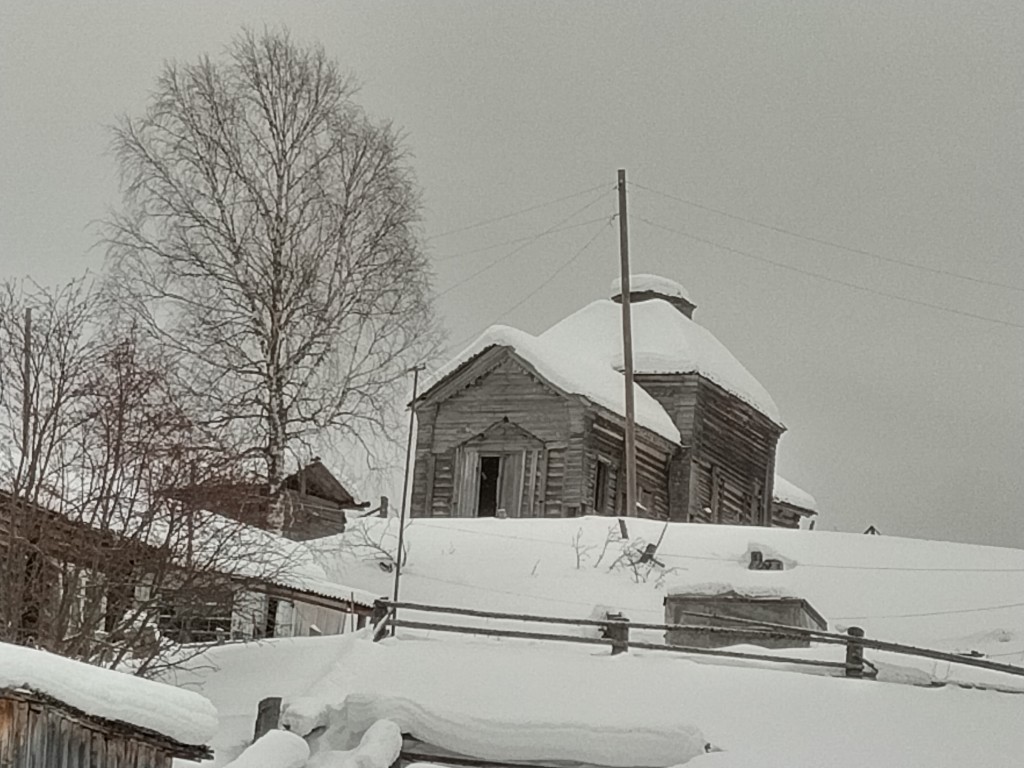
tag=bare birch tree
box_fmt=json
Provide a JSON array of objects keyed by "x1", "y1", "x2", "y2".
[{"x1": 104, "y1": 29, "x2": 440, "y2": 529}]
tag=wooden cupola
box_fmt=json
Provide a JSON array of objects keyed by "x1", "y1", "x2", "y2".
[{"x1": 610, "y1": 273, "x2": 697, "y2": 318}]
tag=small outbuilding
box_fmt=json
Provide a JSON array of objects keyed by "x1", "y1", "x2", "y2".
[
  {"x1": 664, "y1": 584, "x2": 827, "y2": 649},
  {"x1": 0, "y1": 642, "x2": 216, "y2": 767}
]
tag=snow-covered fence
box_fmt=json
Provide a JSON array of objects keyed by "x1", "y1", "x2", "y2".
[{"x1": 372, "y1": 598, "x2": 1024, "y2": 682}]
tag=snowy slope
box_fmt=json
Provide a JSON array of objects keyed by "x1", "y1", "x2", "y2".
[
  {"x1": 314, "y1": 516, "x2": 1024, "y2": 657},
  {"x1": 171, "y1": 517, "x2": 1024, "y2": 767},
  {"x1": 175, "y1": 629, "x2": 1024, "y2": 768}
]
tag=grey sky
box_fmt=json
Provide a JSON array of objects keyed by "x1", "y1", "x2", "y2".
[{"x1": 2, "y1": 1, "x2": 1021, "y2": 547}]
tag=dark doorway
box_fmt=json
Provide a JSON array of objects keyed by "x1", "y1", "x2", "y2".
[{"x1": 477, "y1": 456, "x2": 501, "y2": 517}]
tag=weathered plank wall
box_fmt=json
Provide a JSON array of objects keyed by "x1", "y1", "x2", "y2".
[
  {"x1": 581, "y1": 417, "x2": 673, "y2": 520},
  {"x1": 633, "y1": 373, "x2": 782, "y2": 525},
  {"x1": 411, "y1": 352, "x2": 578, "y2": 518},
  {"x1": 633, "y1": 374, "x2": 700, "y2": 522},
  {"x1": 0, "y1": 689, "x2": 206, "y2": 767},
  {"x1": 689, "y1": 379, "x2": 781, "y2": 525}
]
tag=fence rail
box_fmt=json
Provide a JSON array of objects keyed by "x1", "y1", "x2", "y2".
[{"x1": 371, "y1": 598, "x2": 1024, "y2": 682}]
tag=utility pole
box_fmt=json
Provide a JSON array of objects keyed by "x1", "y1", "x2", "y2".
[
  {"x1": 21, "y1": 307, "x2": 33, "y2": 490},
  {"x1": 392, "y1": 363, "x2": 425, "y2": 629},
  {"x1": 617, "y1": 169, "x2": 637, "y2": 518}
]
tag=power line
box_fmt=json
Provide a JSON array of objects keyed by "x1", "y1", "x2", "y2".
[
  {"x1": 433, "y1": 217, "x2": 608, "y2": 262},
  {"x1": 427, "y1": 183, "x2": 609, "y2": 241},
  {"x1": 437, "y1": 188, "x2": 613, "y2": 299},
  {"x1": 436, "y1": 218, "x2": 614, "y2": 365},
  {"x1": 630, "y1": 181, "x2": 1024, "y2": 294},
  {"x1": 635, "y1": 215, "x2": 1024, "y2": 330},
  {"x1": 491, "y1": 218, "x2": 613, "y2": 323},
  {"x1": 833, "y1": 600, "x2": 1024, "y2": 620}
]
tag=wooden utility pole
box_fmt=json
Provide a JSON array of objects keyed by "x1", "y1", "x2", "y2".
[
  {"x1": 392, "y1": 364, "x2": 424, "y2": 618},
  {"x1": 617, "y1": 169, "x2": 637, "y2": 518},
  {"x1": 20, "y1": 307, "x2": 33, "y2": 490}
]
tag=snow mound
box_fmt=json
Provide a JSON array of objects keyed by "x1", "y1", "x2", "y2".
[
  {"x1": 280, "y1": 638, "x2": 708, "y2": 768},
  {"x1": 308, "y1": 718, "x2": 402, "y2": 768},
  {"x1": 0, "y1": 641, "x2": 216, "y2": 746},
  {"x1": 610, "y1": 273, "x2": 692, "y2": 303},
  {"x1": 224, "y1": 729, "x2": 310, "y2": 768}
]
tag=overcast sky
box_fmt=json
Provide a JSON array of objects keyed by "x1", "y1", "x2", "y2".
[{"x1": 2, "y1": 1, "x2": 1021, "y2": 548}]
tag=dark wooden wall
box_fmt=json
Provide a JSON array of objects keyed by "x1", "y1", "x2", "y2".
[
  {"x1": 281, "y1": 491, "x2": 347, "y2": 541},
  {"x1": 411, "y1": 352, "x2": 579, "y2": 518},
  {"x1": 0, "y1": 690, "x2": 207, "y2": 767},
  {"x1": 687, "y1": 379, "x2": 781, "y2": 525},
  {"x1": 634, "y1": 373, "x2": 782, "y2": 525},
  {"x1": 770, "y1": 501, "x2": 807, "y2": 529}
]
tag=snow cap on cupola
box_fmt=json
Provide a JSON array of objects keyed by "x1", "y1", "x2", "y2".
[{"x1": 610, "y1": 274, "x2": 696, "y2": 318}]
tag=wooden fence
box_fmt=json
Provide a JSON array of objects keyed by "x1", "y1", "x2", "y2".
[{"x1": 370, "y1": 599, "x2": 1024, "y2": 682}]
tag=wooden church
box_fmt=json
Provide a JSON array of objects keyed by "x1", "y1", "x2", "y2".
[{"x1": 410, "y1": 275, "x2": 816, "y2": 527}]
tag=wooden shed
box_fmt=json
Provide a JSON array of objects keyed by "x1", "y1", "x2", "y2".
[
  {"x1": 664, "y1": 587, "x2": 827, "y2": 649},
  {"x1": 0, "y1": 642, "x2": 215, "y2": 767}
]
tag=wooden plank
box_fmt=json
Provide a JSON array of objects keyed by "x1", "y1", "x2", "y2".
[
  {"x1": 536, "y1": 448, "x2": 549, "y2": 517},
  {"x1": 422, "y1": 453, "x2": 436, "y2": 520}
]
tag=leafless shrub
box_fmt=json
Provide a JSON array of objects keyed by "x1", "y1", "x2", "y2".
[{"x1": 0, "y1": 279, "x2": 300, "y2": 676}]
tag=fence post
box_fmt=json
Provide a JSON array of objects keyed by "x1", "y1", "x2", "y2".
[
  {"x1": 845, "y1": 626, "x2": 865, "y2": 678},
  {"x1": 605, "y1": 612, "x2": 630, "y2": 655},
  {"x1": 253, "y1": 697, "x2": 282, "y2": 742},
  {"x1": 371, "y1": 598, "x2": 391, "y2": 641}
]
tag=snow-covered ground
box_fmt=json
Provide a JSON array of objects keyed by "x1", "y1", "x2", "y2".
[{"x1": 168, "y1": 516, "x2": 1024, "y2": 767}]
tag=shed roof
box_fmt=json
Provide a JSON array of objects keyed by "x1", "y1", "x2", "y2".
[{"x1": 0, "y1": 641, "x2": 216, "y2": 749}]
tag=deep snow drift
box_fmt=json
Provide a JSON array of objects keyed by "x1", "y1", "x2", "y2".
[{"x1": 169, "y1": 517, "x2": 1024, "y2": 767}]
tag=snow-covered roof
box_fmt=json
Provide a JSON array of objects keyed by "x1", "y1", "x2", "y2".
[
  {"x1": 540, "y1": 298, "x2": 782, "y2": 426},
  {"x1": 423, "y1": 324, "x2": 681, "y2": 444},
  {"x1": 424, "y1": 276, "x2": 782, "y2": 440},
  {"x1": 0, "y1": 641, "x2": 217, "y2": 746},
  {"x1": 667, "y1": 581, "x2": 798, "y2": 600},
  {"x1": 772, "y1": 475, "x2": 818, "y2": 513},
  {"x1": 610, "y1": 273, "x2": 692, "y2": 303}
]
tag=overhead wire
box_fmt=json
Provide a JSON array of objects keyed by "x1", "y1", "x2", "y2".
[
  {"x1": 427, "y1": 182, "x2": 608, "y2": 241},
  {"x1": 629, "y1": 181, "x2": 1024, "y2": 293},
  {"x1": 833, "y1": 600, "x2": 1024, "y2": 621},
  {"x1": 433, "y1": 217, "x2": 609, "y2": 262},
  {"x1": 634, "y1": 215, "x2": 1024, "y2": 330},
  {"x1": 437, "y1": 186, "x2": 613, "y2": 299},
  {"x1": 435, "y1": 216, "x2": 614, "y2": 361}
]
